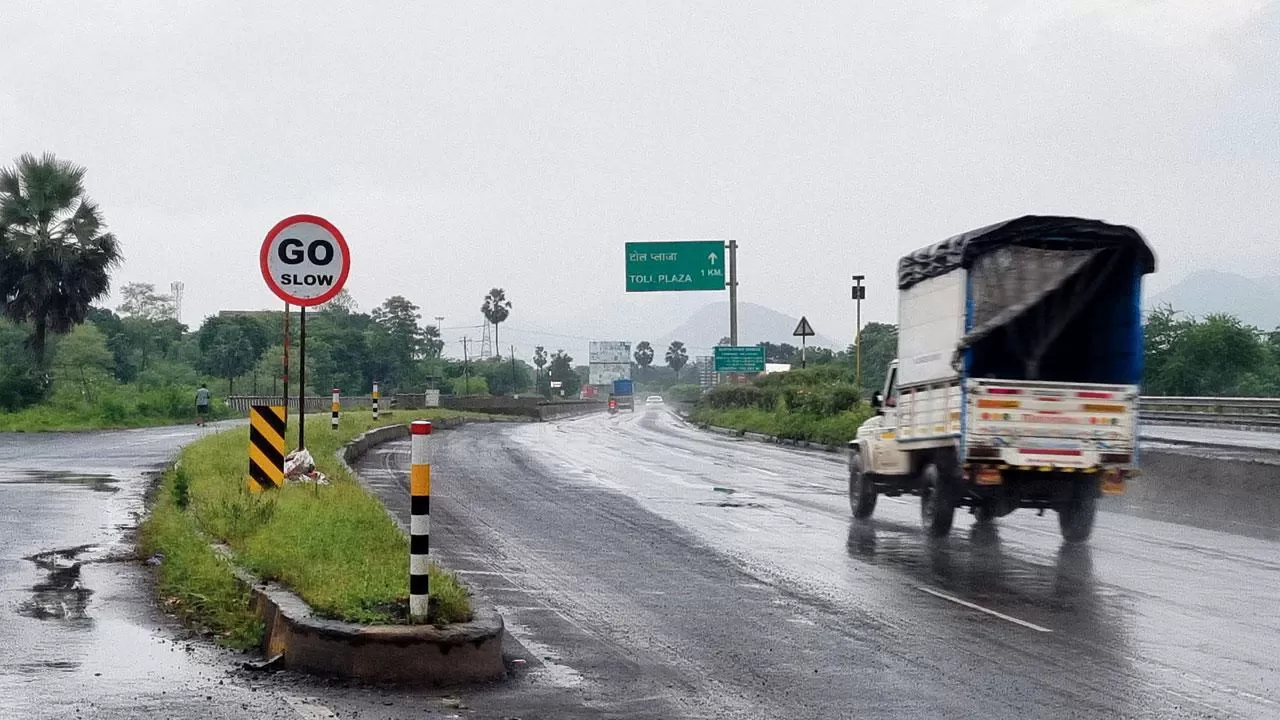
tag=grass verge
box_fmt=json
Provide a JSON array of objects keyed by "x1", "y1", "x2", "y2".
[
  {"x1": 139, "y1": 409, "x2": 495, "y2": 649},
  {"x1": 0, "y1": 400, "x2": 234, "y2": 432},
  {"x1": 689, "y1": 405, "x2": 872, "y2": 446}
]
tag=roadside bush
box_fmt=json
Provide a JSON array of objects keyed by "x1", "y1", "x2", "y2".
[
  {"x1": 700, "y1": 384, "x2": 777, "y2": 411},
  {"x1": 665, "y1": 383, "x2": 703, "y2": 404},
  {"x1": 754, "y1": 364, "x2": 854, "y2": 389},
  {"x1": 781, "y1": 383, "x2": 861, "y2": 416}
]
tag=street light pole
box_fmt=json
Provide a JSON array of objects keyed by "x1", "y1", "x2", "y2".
[{"x1": 852, "y1": 275, "x2": 865, "y2": 393}]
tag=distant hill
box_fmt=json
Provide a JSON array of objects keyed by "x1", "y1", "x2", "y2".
[
  {"x1": 656, "y1": 301, "x2": 843, "y2": 355},
  {"x1": 1146, "y1": 271, "x2": 1280, "y2": 329}
]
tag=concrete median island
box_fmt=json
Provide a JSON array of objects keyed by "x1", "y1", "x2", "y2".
[{"x1": 138, "y1": 410, "x2": 524, "y2": 685}]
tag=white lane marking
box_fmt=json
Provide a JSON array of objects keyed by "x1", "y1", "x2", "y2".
[
  {"x1": 916, "y1": 586, "x2": 1052, "y2": 633},
  {"x1": 284, "y1": 695, "x2": 339, "y2": 719}
]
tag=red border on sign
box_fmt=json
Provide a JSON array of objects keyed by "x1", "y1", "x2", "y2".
[{"x1": 259, "y1": 214, "x2": 351, "y2": 307}]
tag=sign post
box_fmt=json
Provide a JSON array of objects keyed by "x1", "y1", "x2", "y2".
[
  {"x1": 852, "y1": 275, "x2": 866, "y2": 392},
  {"x1": 793, "y1": 316, "x2": 816, "y2": 369},
  {"x1": 625, "y1": 239, "x2": 738, "y2": 347},
  {"x1": 260, "y1": 214, "x2": 351, "y2": 450}
]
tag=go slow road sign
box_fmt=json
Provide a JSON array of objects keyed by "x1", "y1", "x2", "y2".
[{"x1": 260, "y1": 214, "x2": 351, "y2": 306}]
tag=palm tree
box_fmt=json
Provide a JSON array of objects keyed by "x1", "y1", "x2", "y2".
[
  {"x1": 665, "y1": 340, "x2": 689, "y2": 380},
  {"x1": 532, "y1": 345, "x2": 547, "y2": 381},
  {"x1": 480, "y1": 288, "x2": 512, "y2": 359},
  {"x1": 0, "y1": 153, "x2": 122, "y2": 364},
  {"x1": 634, "y1": 341, "x2": 654, "y2": 368}
]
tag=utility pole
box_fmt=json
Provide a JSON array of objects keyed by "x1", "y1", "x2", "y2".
[
  {"x1": 728, "y1": 239, "x2": 739, "y2": 345},
  {"x1": 852, "y1": 275, "x2": 866, "y2": 393},
  {"x1": 510, "y1": 345, "x2": 517, "y2": 395},
  {"x1": 461, "y1": 337, "x2": 470, "y2": 396}
]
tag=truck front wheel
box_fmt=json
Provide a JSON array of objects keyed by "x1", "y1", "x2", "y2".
[
  {"x1": 920, "y1": 454, "x2": 957, "y2": 537},
  {"x1": 1058, "y1": 475, "x2": 1100, "y2": 543},
  {"x1": 848, "y1": 450, "x2": 878, "y2": 520}
]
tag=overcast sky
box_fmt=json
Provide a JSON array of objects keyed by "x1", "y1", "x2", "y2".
[{"x1": 3, "y1": 1, "x2": 1277, "y2": 361}]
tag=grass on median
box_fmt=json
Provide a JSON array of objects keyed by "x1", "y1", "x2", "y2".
[
  {"x1": 139, "y1": 409, "x2": 493, "y2": 649},
  {"x1": 689, "y1": 405, "x2": 872, "y2": 447}
]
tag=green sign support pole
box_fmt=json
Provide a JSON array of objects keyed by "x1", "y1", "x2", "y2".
[{"x1": 728, "y1": 239, "x2": 738, "y2": 346}]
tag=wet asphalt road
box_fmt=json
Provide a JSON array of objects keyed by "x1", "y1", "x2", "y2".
[
  {"x1": 2, "y1": 414, "x2": 1278, "y2": 719},
  {"x1": 0, "y1": 423, "x2": 478, "y2": 720},
  {"x1": 358, "y1": 409, "x2": 1280, "y2": 719}
]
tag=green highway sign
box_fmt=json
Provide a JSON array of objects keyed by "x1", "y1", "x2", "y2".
[
  {"x1": 625, "y1": 240, "x2": 726, "y2": 292},
  {"x1": 714, "y1": 345, "x2": 765, "y2": 373}
]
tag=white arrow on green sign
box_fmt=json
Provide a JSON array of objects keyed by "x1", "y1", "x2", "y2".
[{"x1": 625, "y1": 240, "x2": 726, "y2": 292}]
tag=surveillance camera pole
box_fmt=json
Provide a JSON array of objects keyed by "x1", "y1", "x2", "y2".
[{"x1": 852, "y1": 274, "x2": 865, "y2": 392}]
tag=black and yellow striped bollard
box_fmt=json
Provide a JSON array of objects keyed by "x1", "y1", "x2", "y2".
[{"x1": 247, "y1": 405, "x2": 286, "y2": 494}]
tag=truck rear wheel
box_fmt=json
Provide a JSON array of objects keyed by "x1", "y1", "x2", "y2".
[
  {"x1": 848, "y1": 451, "x2": 877, "y2": 520},
  {"x1": 920, "y1": 454, "x2": 957, "y2": 537},
  {"x1": 1058, "y1": 475, "x2": 1100, "y2": 543}
]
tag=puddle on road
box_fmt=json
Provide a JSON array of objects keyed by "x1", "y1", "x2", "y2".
[
  {"x1": 2, "y1": 470, "x2": 120, "y2": 493},
  {"x1": 16, "y1": 545, "x2": 100, "y2": 622},
  {"x1": 697, "y1": 500, "x2": 767, "y2": 508},
  {"x1": 698, "y1": 487, "x2": 767, "y2": 508}
]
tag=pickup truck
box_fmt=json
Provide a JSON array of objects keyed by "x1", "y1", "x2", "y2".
[{"x1": 849, "y1": 216, "x2": 1156, "y2": 542}]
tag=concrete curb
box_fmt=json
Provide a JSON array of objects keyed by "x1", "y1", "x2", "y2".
[
  {"x1": 223, "y1": 416, "x2": 512, "y2": 686},
  {"x1": 685, "y1": 418, "x2": 844, "y2": 454}
]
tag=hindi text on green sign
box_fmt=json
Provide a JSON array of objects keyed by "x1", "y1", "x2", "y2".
[{"x1": 625, "y1": 240, "x2": 726, "y2": 292}]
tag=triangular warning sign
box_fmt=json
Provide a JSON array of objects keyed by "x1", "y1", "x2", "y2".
[{"x1": 793, "y1": 316, "x2": 815, "y2": 337}]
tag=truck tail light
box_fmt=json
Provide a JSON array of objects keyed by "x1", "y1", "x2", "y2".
[
  {"x1": 1083, "y1": 403, "x2": 1125, "y2": 413},
  {"x1": 977, "y1": 399, "x2": 1020, "y2": 409}
]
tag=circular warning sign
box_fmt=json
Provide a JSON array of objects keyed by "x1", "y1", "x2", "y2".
[{"x1": 260, "y1": 214, "x2": 351, "y2": 306}]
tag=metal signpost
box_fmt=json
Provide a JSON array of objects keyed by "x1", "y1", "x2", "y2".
[
  {"x1": 714, "y1": 345, "x2": 766, "y2": 373},
  {"x1": 852, "y1": 275, "x2": 866, "y2": 392},
  {"x1": 260, "y1": 214, "x2": 351, "y2": 451},
  {"x1": 793, "y1": 316, "x2": 816, "y2": 369}
]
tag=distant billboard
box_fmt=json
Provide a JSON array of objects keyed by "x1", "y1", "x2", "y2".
[
  {"x1": 589, "y1": 341, "x2": 631, "y2": 364},
  {"x1": 589, "y1": 363, "x2": 631, "y2": 385}
]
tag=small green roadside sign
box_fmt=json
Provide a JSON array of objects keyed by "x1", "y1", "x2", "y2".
[
  {"x1": 625, "y1": 240, "x2": 726, "y2": 292},
  {"x1": 714, "y1": 345, "x2": 765, "y2": 373}
]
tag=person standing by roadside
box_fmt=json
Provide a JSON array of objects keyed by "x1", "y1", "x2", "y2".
[{"x1": 195, "y1": 383, "x2": 211, "y2": 426}]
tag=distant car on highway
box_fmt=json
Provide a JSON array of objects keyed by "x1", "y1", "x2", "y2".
[{"x1": 645, "y1": 395, "x2": 664, "y2": 406}]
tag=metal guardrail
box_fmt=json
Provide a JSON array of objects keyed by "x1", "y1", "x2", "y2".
[{"x1": 1138, "y1": 396, "x2": 1280, "y2": 430}]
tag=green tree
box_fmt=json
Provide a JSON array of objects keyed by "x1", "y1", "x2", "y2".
[
  {"x1": 451, "y1": 374, "x2": 489, "y2": 396},
  {"x1": 0, "y1": 153, "x2": 123, "y2": 363},
  {"x1": 853, "y1": 322, "x2": 898, "y2": 394},
  {"x1": 319, "y1": 288, "x2": 357, "y2": 313},
  {"x1": 665, "y1": 340, "x2": 689, "y2": 379},
  {"x1": 533, "y1": 345, "x2": 548, "y2": 380},
  {"x1": 422, "y1": 323, "x2": 444, "y2": 359},
  {"x1": 369, "y1": 296, "x2": 426, "y2": 387},
  {"x1": 547, "y1": 349, "x2": 580, "y2": 397},
  {"x1": 116, "y1": 282, "x2": 174, "y2": 322},
  {"x1": 200, "y1": 322, "x2": 256, "y2": 394},
  {"x1": 51, "y1": 323, "x2": 114, "y2": 401},
  {"x1": 0, "y1": 320, "x2": 46, "y2": 410},
  {"x1": 634, "y1": 341, "x2": 654, "y2": 369},
  {"x1": 480, "y1": 288, "x2": 512, "y2": 359}
]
